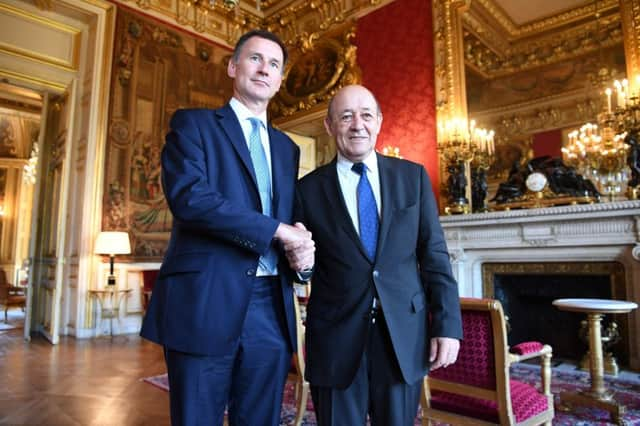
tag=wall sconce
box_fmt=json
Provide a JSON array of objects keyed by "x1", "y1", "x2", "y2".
[{"x1": 95, "y1": 231, "x2": 131, "y2": 286}]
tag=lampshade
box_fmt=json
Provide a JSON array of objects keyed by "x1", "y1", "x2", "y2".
[{"x1": 95, "y1": 231, "x2": 131, "y2": 255}]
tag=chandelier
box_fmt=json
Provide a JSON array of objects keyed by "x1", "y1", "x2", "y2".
[{"x1": 562, "y1": 76, "x2": 640, "y2": 200}]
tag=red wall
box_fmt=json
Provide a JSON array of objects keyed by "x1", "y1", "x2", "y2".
[
  {"x1": 355, "y1": 0, "x2": 439, "y2": 194},
  {"x1": 532, "y1": 129, "x2": 563, "y2": 159}
]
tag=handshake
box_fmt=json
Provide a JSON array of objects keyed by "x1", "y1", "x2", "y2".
[{"x1": 274, "y1": 222, "x2": 315, "y2": 273}]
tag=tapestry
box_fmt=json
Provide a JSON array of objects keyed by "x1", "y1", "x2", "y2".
[
  {"x1": 103, "y1": 5, "x2": 233, "y2": 258},
  {"x1": 142, "y1": 363, "x2": 640, "y2": 425}
]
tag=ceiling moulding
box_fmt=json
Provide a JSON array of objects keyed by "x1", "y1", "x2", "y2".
[
  {"x1": 463, "y1": 8, "x2": 623, "y2": 78},
  {"x1": 111, "y1": 0, "x2": 396, "y2": 48},
  {"x1": 468, "y1": 0, "x2": 619, "y2": 40}
]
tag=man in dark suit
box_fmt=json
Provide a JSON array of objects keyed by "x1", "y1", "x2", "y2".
[
  {"x1": 141, "y1": 30, "x2": 314, "y2": 426},
  {"x1": 291, "y1": 84, "x2": 462, "y2": 425}
]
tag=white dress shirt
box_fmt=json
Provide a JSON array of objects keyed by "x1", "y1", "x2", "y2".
[
  {"x1": 229, "y1": 97, "x2": 273, "y2": 194},
  {"x1": 336, "y1": 151, "x2": 382, "y2": 235},
  {"x1": 229, "y1": 97, "x2": 276, "y2": 276}
]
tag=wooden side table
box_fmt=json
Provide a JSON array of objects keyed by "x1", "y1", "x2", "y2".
[
  {"x1": 88, "y1": 288, "x2": 132, "y2": 336},
  {"x1": 553, "y1": 298, "x2": 638, "y2": 425}
]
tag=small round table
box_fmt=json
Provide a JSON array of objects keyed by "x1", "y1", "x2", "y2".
[
  {"x1": 553, "y1": 298, "x2": 638, "y2": 425},
  {"x1": 88, "y1": 287, "x2": 132, "y2": 336}
]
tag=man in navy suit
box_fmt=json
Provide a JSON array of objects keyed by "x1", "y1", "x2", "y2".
[
  {"x1": 291, "y1": 85, "x2": 462, "y2": 425},
  {"x1": 141, "y1": 30, "x2": 314, "y2": 426}
]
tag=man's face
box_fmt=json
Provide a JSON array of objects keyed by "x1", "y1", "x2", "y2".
[
  {"x1": 227, "y1": 36, "x2": 284, "y2": 106},
  {"x1": 324, "y1": 85, "x2": 382, "y2": 163}
]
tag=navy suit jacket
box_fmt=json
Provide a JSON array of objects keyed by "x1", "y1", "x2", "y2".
[
  {"x1": 141, "y1": 105, "x2": 300, "y2": 355},
  {"x1": 294, "y1": 154, "x2": 463, "y2": 388}
]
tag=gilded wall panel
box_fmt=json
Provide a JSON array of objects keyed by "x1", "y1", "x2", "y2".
[{"x1": 103, "y1": 8, "x2": 233, "y2": 258}]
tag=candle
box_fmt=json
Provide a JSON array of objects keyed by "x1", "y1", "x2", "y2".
[
  {"x1": 605, "y1": 88, "x2": 612, "y2": 113},
  {"x1": 614, "y1": 80, "x2": 622, "y2": 108}
]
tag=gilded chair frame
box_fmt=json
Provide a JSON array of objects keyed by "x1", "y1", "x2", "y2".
[
  {"x1": 288, "y1": 293, "x2": 310, "y2": 426},
  {"x1": 422, "y1": 298, "x2": 554, "y2": 426}
]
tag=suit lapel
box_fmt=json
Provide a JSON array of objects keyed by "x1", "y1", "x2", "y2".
[
  {"x1": 216, "y1": 105, "x2": 259, "y2": 190},
  {"x1": 321, "y1": 159, "x2": 373, "y2": 262},
  {"x1": 376, "y1": 154, "x2": 394, "y2": 258},
  {"x1": 269, "y1": 127, "x2": 286, "y2": 220}
]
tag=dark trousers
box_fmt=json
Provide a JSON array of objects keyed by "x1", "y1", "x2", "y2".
[
  {"x1": 164, "y1": 277, "x2": 291, "y2": 426},
  {"x1": 311, "y1": 313, "x2": 422, "y2": 426}
]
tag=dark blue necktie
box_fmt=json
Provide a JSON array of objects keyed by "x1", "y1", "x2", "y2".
[
  {"x1": 352, "y1": 162, "x2": 379, "y2": 261},
  {"x1": 248, "y1": 117, "x2": 277, "y2": 273}
]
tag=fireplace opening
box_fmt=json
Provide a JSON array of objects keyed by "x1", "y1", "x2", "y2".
[{"x1": 483, "y1": 262, "x2": 629, "y2": 366}]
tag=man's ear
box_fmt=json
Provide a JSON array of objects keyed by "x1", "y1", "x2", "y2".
[
  {"x1": 227, "y1": 59, "x2": 236, "y2": 78},
  {"x1": 323, "y1": 117, "x2": 334, "y2": 137}
]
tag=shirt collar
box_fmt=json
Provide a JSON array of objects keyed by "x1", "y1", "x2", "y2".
[
  {"x1": 229, "y1": 97, "x2": 267, "y2": 128},
  {"x1": 337, "y1": 150, "x2": 378, "y2": 176}
]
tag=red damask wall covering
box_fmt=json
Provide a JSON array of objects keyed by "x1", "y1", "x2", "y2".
[
  {"x1": 533, "y1": 129, "x2": 563, "y2": 159},
  {"x1": 355, "y1": 0, "x2": 440, "y2": 194}
]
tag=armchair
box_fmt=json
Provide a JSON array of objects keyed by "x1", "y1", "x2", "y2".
[
  {"x1": 422, "y1": 298, "x2": 554, "y2": 426},
  {"x1": 0, "y1": 268, "x2": 26, "y2": 323}
]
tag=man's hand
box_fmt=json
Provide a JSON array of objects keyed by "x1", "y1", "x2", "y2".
[
  {"x1": 429, "y1": 337, "x2": 460, "y2": 371},
  {"x1": 275, "y1": 222, "x2": 315, "y2": 272}
]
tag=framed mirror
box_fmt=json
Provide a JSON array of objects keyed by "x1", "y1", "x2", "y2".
[{"x1": 434, "y1": 0, "x2": 640, "y2": 206}]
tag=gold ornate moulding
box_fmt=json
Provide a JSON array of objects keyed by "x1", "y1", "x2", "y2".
[
  {"x1": 114, "y1": 0, "x2": 394, "y2": 48},
  {"x1": 270, "y1": 23, "x2": 361, "y2": 119},
  {"x1": 463, "y1": 0, "x2": 623, "y2": 79}
]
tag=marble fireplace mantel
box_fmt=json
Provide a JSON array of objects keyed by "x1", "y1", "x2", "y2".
[{"x1": 440, "y1": 200, "x2": 640, "y2": 369}]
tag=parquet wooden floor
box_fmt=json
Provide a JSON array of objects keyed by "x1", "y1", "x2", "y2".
[{"x1": 0, "y1": 328, "x2": 170, "y2": 425}]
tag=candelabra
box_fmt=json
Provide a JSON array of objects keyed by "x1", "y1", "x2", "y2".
[
  {"x1": 607, "y1": 81, "x2": 640, "y2": 200},
  {"x1": 471, "y1": 149, "x2": 492, "y2": 213},
  {"x1": 563, "y1": 76, "x2": 640, "y2": 201},
  {"x1": 438, "y1": 119, "x2": 495, "y2": 214}
]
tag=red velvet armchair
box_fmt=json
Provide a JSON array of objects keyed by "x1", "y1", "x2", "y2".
[{"x1": 422, "y1": 298, "x2": 554, "y2": 426}]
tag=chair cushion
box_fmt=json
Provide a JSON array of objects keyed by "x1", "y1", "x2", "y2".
[
  {"x1": 430, "y1": 379, "x2": 549, "y2": 423},
  {"x1": 430, "y1": 310, "x2": 496, "y2": 389},
  {"x1": 511, "y1": 341, "x2": 544, "y2": 355}
]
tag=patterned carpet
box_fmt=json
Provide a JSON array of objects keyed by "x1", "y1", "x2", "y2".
[{"x1": 143, "y1": 363, "x2": 640, "y2": 425}]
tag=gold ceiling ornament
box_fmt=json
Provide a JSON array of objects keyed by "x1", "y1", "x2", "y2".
[
  {"x1": 463, "y1": 3, "x2": 623, "y2": 79},
  {"x1": 117, "y1": 0, "x2": 395, "y2": 51},
  {"x1": 270, "y1": 23, "x2": 361, "y2": 119}
]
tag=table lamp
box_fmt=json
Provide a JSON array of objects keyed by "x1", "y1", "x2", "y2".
[{"x1": 95, "y1": 231, "x2": 131, "y2": 286}]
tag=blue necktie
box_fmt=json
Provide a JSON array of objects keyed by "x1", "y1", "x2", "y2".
[
  {"x1": 352, "y1": 162, "x2": 379, "y2": 261},
  {"x1": 248, "y1": 117, "x2": 277, "y2": 273}
]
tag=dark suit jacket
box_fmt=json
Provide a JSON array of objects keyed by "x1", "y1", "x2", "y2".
[
  {"x1": 141, "y1": 105, "x2": 300, "y2": 355},
  {"x1": 295, "y1": 154, "x2": 463, "y2": 388}
]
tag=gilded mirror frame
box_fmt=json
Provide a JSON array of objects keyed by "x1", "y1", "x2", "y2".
[{"x1": 432, "y1": 0, "x2": 640, "y2": 210}]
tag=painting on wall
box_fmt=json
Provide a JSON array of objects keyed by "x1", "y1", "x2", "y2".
[{"x1": 103, "y1": 6, "x2": 233, "y2": 258}]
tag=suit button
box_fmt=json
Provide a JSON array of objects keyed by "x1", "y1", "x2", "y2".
[
  {"x1": 373, "y1": 270, "x2": 380, "y2": 278},
  {"x1": 246, "y1": 268, "x2": 256, "y2": 276}
]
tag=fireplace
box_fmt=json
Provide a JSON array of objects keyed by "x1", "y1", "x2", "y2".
[
  {"x1": 482, "y1": 262, "x2": 629, "y2": 365},
  {"x1": 440, "y1": 200, "x2": 640, "y2": 370}
]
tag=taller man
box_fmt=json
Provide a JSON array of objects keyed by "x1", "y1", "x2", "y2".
[
  {"x1": 292, "y1": 84, "x2": 462, "y2": 425},
  {"x1": 141, "y1": 30, "x2": 314, "y2": 426}
]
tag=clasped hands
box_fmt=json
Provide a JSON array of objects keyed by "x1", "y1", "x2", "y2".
[{"x1": 275, "y1": 222, "x2": 315, "y2": 272}]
